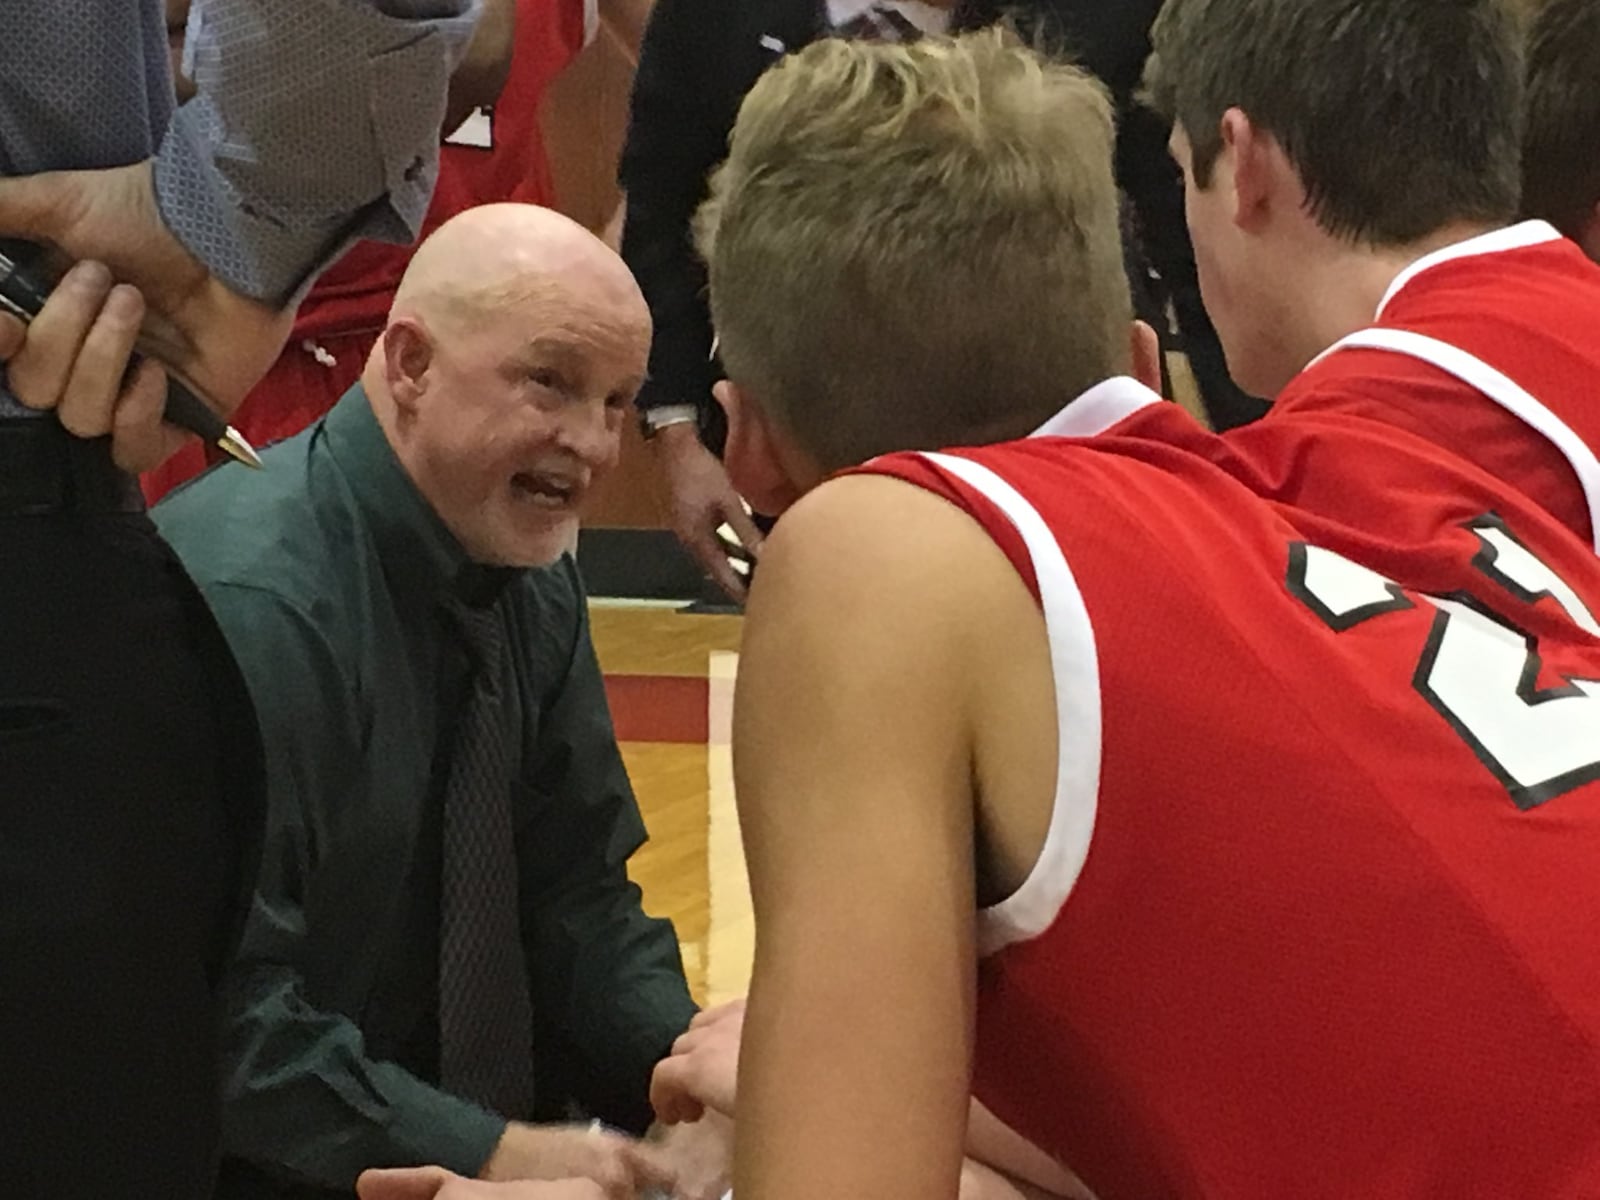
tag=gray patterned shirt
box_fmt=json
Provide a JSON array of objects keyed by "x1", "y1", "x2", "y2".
[{"x1": 1, "y1": 0, "x2": 480, "y2": 306}]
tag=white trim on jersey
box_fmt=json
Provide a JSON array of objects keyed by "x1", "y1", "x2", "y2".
[
  {"x1": 920, "y1": 452, "x2": 1103, "y2": 958},
  {"x1": 583, "y1": 0, "x2": 600, "y2": 46},
  {"x1": 1376, "y1": 220, "x2": 1563, "y2": 317},
  {"x1": 1029, "y1": 375, "x2": 1164, "y2": 440},
  {"x1": 1315, "y1": 327, "x2": 1600, "y2": 555}
]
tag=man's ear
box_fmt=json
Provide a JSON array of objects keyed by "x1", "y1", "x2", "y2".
[
  {"x1": 1129, "y1": 319, "x2": 1164, "y2": 394},
  {"x1": 716, "y1": 380, "x2": 804, "y2": 515},
  {"x1": 382, "y1": 319, "x2": 434, "y2": 416}
]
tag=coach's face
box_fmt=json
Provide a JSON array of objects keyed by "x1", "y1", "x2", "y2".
[
  {"x1": 410, "y1": 287, "x2": 647, "y2": 568},
  {"x1": 377, "y1": 207, "x2": 651, "y2": 567},
  {"x1": 383, "y1": 277, "x2": 648, "y2": 568}
]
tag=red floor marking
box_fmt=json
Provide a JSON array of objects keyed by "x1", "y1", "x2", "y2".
[{"x1": 605, "y1": 674, "x2": 711, "y2": 744}]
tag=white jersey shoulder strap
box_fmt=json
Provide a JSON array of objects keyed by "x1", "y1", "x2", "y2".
[
  {"x1": 1322, "y1": 326, "x2": 1600, "y2": 555},
  {"x1": 918, "y1": 451, "x2": 1104, "y2": 957}
]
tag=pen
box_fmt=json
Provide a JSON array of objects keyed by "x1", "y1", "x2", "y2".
[{"x1": 0, "y1": 238, "x2": 263, "y2": 469}]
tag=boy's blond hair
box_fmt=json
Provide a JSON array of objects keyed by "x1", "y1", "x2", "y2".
[{"x1": 698, "y1": 29, "x2": 1129, "y2": 470}]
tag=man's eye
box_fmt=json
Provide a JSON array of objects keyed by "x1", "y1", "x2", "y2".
[{"x1": 529, "y1": 369, "x2": 560, "y2": 390}]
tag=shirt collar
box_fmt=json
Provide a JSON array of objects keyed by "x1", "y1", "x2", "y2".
[
  {"x1": 1028, "y1": 375, "x2": 1164, "y2": 439},
  {"x1": 322, "y1": 383, "x2": 505, "y2": 609},
  {"x1": 1376, "y1": 220, "x2": 1563, "y2": 318}
]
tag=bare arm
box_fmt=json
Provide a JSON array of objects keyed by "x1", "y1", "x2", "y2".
[
  {"x1": 443, "y1": 0, "x2": 516, "y2": 135},
  {"x1": 653, "y1": 1004, "x2": 1092, "y2": 1198},
  {"x1": 597, "y1": 0, "x2": 653, "y2": 61},
  {"x1": 731, "y1": 474, "x2": 1020, "y2": 1199}
]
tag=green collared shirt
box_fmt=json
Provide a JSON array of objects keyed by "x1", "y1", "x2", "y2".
[{"x1": 156, "y1": 387, "x2": 695, "y2": 1198}]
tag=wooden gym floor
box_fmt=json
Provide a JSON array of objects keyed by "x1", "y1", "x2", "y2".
[{"x1": 592, "y1": 602, "x2": 752, "y2": 1008}]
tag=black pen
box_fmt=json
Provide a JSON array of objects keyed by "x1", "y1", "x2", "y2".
[{"x1": 0, "y1": 239, "x2": 263, "y2": 469}]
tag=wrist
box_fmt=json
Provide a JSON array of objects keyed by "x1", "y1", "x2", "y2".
[
  {"x1": 479, "y1": 1121, "x2": 532, "y2": 1181},
  {"x1": 649, "y1": 417, "x2": 705, "y2": 457},
  {"x1": 642, "y1": 403, "x2": 701, "y2": 444}
]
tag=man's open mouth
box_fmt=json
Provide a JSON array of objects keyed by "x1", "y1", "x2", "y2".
[{"x1": 512, "y1": 470, "x2": 580, "y2": 508}]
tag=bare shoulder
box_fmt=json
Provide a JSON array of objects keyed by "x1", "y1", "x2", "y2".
[{"x1": 750, "y1": 471, "x2": 1015, "y2": 622}]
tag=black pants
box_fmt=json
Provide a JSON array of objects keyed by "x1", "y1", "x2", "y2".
[{"x1": 0, "y1": 508, "x2": 263, "y2": 1197}]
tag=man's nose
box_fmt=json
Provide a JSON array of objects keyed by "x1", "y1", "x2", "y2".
[{"x1": 554, "y1": 397, "x2": 623, "y2": 471}]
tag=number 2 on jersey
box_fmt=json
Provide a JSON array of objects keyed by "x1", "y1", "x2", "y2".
[{"x1": 1288, "y1": 516, "x2": 1600, "y2": 810}]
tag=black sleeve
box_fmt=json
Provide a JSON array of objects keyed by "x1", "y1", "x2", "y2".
[{"x1": 618, "y1": 0, "x2": 744, "y2": 418}]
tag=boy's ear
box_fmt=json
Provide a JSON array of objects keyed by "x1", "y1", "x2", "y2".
[{"x1": 716, "y1": 380, "x2": 806, "y2": 515}]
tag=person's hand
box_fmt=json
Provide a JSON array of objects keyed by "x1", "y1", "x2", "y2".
[
  {"x1": 648, "y1": 1112, "x2": 734, "y2": 1200},
  {"x1": 479, "y1": 1122, "x2": 676, "y2": 1199},
  {"x1": 652, "y1": 423, "x2": 763, "y2": 602},
  {"x1": 357, "y1": 1167, "x2": 608, "y2": 1200},
  {"x1": 0, "y1": 260, "x2": 175, "y2": 471},
  {"x1": 650, "y1": 998, "x2": 745, "y2": 1125},
  {"x1": 0, "y1": 160, "x2": 293, "y2": 471}
]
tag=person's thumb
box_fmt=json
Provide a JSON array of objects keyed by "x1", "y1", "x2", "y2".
[{"x1": 356, "y1": 1166, "x2": 458, "y2": 1200}]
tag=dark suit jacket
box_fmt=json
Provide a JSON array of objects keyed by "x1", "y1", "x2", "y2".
[{"x1": 618, "y1": 0, "x2": 1169, "y2": 436}]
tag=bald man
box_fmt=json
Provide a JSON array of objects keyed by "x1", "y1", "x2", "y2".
[{"x1": 155, "y1": 205, "x2": 702, "y2": 1200}]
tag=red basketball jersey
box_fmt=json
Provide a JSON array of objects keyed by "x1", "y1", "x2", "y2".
[
  {"x1": 1220, "y1": 222, "x2": 1600, "y2": 552},
  {"x1": 858, "y1": 376, "x2": 1600, "y2": 1198}
]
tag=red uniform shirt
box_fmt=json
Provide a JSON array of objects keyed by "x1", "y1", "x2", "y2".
[
  {"x1": 860, "y1": 377, "x2": 1600, "y2": 1198},
  {"x1": 1214, "y1": 222, "x2": 1600, "y2": 551}
]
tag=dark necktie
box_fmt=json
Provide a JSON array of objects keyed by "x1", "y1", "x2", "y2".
[
  {"x1": 834, "y1": 4, "x2": 924, "y2": 41},
  {"x1": 437, "y1": 599, "x2": 537, "y2": 1117}
]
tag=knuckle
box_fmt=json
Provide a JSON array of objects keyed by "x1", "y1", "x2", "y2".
[{"x1": 5, "y1": 369, "x2": 52, "y2": 409}]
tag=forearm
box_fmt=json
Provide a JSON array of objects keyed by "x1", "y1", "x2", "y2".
[
  {"x1": 617, "y1": 0, "x2": 732, "y2": 414},
  {"x1": 598, "y1": 0, "x2": 653, "y2": 61},
  {"x1": 530, "y1": 873, "x2": 695, "y2": 1130},
  {"x1": 442, "y1": 0, "x2": 514, "y2": 135},
  {"x1": 619, "y1": 194, "x2": 716, "y2": 415},
  {"x1": 156, "y1": 0, "x2": 482, "y2": 305},
  {"x1": 522, "y1": 580, "x2": 696, "y2": 1125},
  {"x1": 224, "y1": 969, "x2": 505, "y2": 1186}
]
